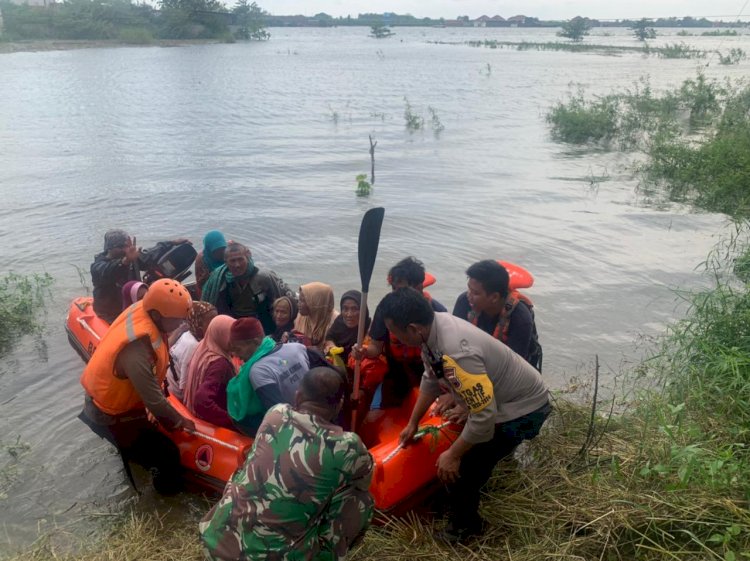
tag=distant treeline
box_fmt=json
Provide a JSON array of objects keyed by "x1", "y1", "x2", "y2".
[
  {"x1": 264, "y1": 13, "x2": 748, "y2": 29},
  {"x1": 0, "y1": 0, "x2": 268, "y2": 42}
]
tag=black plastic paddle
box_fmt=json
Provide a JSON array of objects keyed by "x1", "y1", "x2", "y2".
[{"x1": 351, "y1": 207, "x2": 385, "y2": 430}]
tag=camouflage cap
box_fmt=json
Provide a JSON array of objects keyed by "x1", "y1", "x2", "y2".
[{"x1": 103, "y1": 229, "x2": 129, "y2": 251}]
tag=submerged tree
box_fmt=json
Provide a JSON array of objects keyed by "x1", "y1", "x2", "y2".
[
  {"x1": 233, "y1": 0, "x2": 269, "y2": 40},
  {"x1": 370, "y1": 24, "x2": 394, "y2": 38},
  {"x1": 630, "y1": 19, "x2": 657, "y2": 41},
  {"x1": 557, "y1": 17, "x2": 590, "y2": 42}
]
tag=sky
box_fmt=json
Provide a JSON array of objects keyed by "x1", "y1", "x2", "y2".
[{"x1": 258, "y1": 0, "x2": 750, "y2": 20}]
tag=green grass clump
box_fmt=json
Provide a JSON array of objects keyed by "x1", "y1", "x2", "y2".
[
  {"x1": 547, "y1": 92, "x2": 620, "y2": 144},
  {"x1": 0, "y1": 272, "x2": 52, "y2": 356},
  {"x1": 718, "y1": 48, "x2": 746, "y2": 65},
  {"x1": 645, "y1": 85, "x2": 750, "y2": 216},
  {"x1": 702, "y1": 29, "x2": 739, "y2": 36},
  {"x1": 658, "y1": 42, "x2": 705, "y2": 59}
]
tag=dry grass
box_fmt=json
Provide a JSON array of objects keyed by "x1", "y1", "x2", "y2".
[{"x1": 5, "y1": 398, "x2": 748, "y2": 561}]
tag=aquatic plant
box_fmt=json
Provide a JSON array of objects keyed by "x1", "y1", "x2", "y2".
[
  {"x1": 427, "y1": 106, "x2": 444, "y2": 135},
  {"x1": 327, "y1": 104, "x2": 339, "y2": 125},
  {"x1": 547, "y1": 72, "x2": 750, "y2": 217},
  {"x1": 355, "y1": 173, "x2": 372, "y2": 197},
  {"x1": 658, "y1": 42, "x2": 704, "y2": 59},
  {"x1": 0, "y1": 272, "x2": 53, "y2": 356},
  {"x1": 718, "y1": 48, "x2": 746, "y2": 65},
  {"x1": 403, "y1": 97, "x2": 424, "y2": 132},
  {"x1": 546, "y1": 90, "x2": 620, "y2": 144},
  {"x1": 702, "y1": 29, "x2": 739, "y2": 36}
]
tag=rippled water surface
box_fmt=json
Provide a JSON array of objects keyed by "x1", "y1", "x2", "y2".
[{"x1": 0, "y1": 26, "x2": 746, "y2": 550}]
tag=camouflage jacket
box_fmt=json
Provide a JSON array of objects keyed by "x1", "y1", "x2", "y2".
[{"x1": 200, "y1": 403, "x2": 375, "y2": 561}]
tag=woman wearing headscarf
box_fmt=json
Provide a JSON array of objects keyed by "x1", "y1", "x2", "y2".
[
  {"x1": 195, "y1": 230, "x2": 228, "y2": 297},
  {"x1": 167, "y1": 301, "x2": 217, "y2": 401},
  {"x1": 121, "y1": 280, "x2": 148, "y2": 309},
  {"x1": 325, "y1": 290, "x2": 370, "y2": 362},
  {"x1": 271, "y1": 295, "x2": 298, "y2": 342},
  {"x1": 293, "y1": 282, "x2": 337, "y2": 351},
  {"x1": 183, "y1": 315, "x2": 237, "y2": 428}
]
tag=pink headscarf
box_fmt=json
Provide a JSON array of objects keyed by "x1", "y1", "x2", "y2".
[
  {"x1": 183, "y1": 315, "x2": 236, "y2": 414},
  {"x1": 122, "y1": 281, "x2": 147, "y2": 309}
]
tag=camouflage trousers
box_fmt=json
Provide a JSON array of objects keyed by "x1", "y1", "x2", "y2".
[{"x1": 201, "y1": 484, "x2": 373, "y2": 561}]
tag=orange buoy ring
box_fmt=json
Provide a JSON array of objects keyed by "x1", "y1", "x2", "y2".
[{"x1": 498, "y1": 261, "x2": 534, "y2": 290}]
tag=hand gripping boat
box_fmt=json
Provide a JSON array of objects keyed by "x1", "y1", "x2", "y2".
[
  {"x1": 66, "y1": 297, "x2": 461, "y2": 512},
  {"x1": 66, "y1": 257, "x2": 535, "y2": 512}
]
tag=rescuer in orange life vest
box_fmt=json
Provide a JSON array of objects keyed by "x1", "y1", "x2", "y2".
[
  {"x1": 79, "y1": 279, "x2": 196, "y2": 493},
  {"x1": 353, "y1": 257, "x2": 448, "y2": 409},
  {"x1": 452, "y1": 260, "x2": 542, "y2": 371}
]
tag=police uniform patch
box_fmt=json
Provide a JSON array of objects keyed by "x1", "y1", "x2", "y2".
[{"x1": 442, "y1": 355, "x2": 494, "y2": 413}]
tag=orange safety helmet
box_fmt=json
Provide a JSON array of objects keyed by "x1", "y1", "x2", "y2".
[{"x1": 142, "y1": 279, "x2": 192, "y2": 319}]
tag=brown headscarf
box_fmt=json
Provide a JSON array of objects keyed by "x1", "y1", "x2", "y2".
[
  {"x1": 183, "y1": 314, "x2": 236, "y2": 414},
  {"x1": 293, "y1": 282, "x2": 337, "y2": 350},
  {"x1": 187, "y1": 301, "x2": 218, "y2": 340}
]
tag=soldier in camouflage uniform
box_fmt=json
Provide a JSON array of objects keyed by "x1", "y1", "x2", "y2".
[{"x1": 200, "y1": 367, "x2": 374, "y2": 560}]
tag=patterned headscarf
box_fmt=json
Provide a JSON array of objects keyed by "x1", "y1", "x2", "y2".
[{"x1": 187, "y1": 301, "x2": 218, "y2": 341}]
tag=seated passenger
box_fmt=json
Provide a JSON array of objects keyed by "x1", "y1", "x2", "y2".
[
  {"x1": 194, "y1": 230, "x2": 227, "y2": 298},
  {"x1": 325, "y1": 290, "x2": 370, "y2": 363},
  {"x1": 200, "y1": 367, "x2": 374, "y2": 561},
  {"x1": 271, "y1": 295, "x2": 298, "y2": 342},
  {"x1": 452, "y1": 260, "x2": 542, "y2": 370},
  {"x1": 201, "y1": 242, "x2": 295, "y2": 334},
  {"x1": 294, "y1": 282, "x2": 338, "y2": 352},
  {"x1": 91, "y1": 230, "x2": 141, "y2": 323},
  {"x1": 355, "y1": 257, "x2": 447, "y2": 408},
  {"x1": 227, "y1": 318, "x2": 310, "y2": 435},
  {"x1": 121, "y1": 280, "x2": 147, "y2": 309},
  {"x1": 183, "y1": 315, "x2": 237, "y2": 429},
  {"x1": 167, "y1": 301, "x2": 217, "y2": 401}
]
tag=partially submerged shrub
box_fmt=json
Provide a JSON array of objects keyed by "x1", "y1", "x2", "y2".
[
  {"x1": 403, "y1": 97, "x2": 424, "y2": 131},
  {"x1": 0, "y1": 272, "x2": 53, "y2": 356},
  {"x1": 546, "y1": 91, "x2": 620, "y2": 144}
]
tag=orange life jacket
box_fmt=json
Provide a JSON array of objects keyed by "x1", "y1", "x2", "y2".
[
  {"x1": 80, "y1": 301, "x2": 169, "y2": 416},
  {"x1": 387, "y1": 292, "x2": 433, "y2": 364},
  {"x1": 469, "y1": 290, "x2": 534, "y2": 344}
]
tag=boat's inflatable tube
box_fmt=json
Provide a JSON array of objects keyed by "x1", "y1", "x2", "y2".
[{"x1": 66, "y1": 297, "x2": 459, "y2": 511}]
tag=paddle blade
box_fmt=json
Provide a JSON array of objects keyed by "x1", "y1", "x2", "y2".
[{"x1": 358, "y1": 207, "x2": 385, "y2": 293}]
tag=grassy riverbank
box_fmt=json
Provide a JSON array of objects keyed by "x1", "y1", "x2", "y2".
[{"x1": 7, "y1": 240, "x2": 750, "y2": 559}]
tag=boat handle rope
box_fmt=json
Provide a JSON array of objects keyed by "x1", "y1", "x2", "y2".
[
  {"x1": 185, "y1": 429, "x2": 242, "y2": 452},
  {"x1": 380, "y1": 421, "x2": 457, "y2": 465},
  {"x1": 77, "y1": 318, "x2": 102, "y2": 341}
]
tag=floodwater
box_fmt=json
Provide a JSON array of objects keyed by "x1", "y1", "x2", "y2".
[{"x1": 0, "y1": 25, "x2": 746, "y2": 551}]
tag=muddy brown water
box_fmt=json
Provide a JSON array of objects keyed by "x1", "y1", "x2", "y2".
[{"x1": 1, "y1": 25, "x2": 745, "y2": 551}]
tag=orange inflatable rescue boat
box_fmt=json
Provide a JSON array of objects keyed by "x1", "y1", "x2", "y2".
[{"x1": 66, "y1": 297, "x2": 459, "y2": 512}]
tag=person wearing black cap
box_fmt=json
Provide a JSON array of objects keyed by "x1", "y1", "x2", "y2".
[{"x1": 91, "y1": 229, "x2": 142, "y2": 323}]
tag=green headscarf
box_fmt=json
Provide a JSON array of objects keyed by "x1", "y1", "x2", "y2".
[{"x1": 227, "y1": 336, "x2": 277, "y2": 421}]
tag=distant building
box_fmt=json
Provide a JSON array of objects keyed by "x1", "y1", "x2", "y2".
[
  {"x1": 488, "y1": 15, "x2": 506, "y2": 27},
  {"x1": 507, "y1": 15, "x2": 527, "y2": 26},
  {"x1": 473, "y1": 15, "x2": 490, "y2": 27}
]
